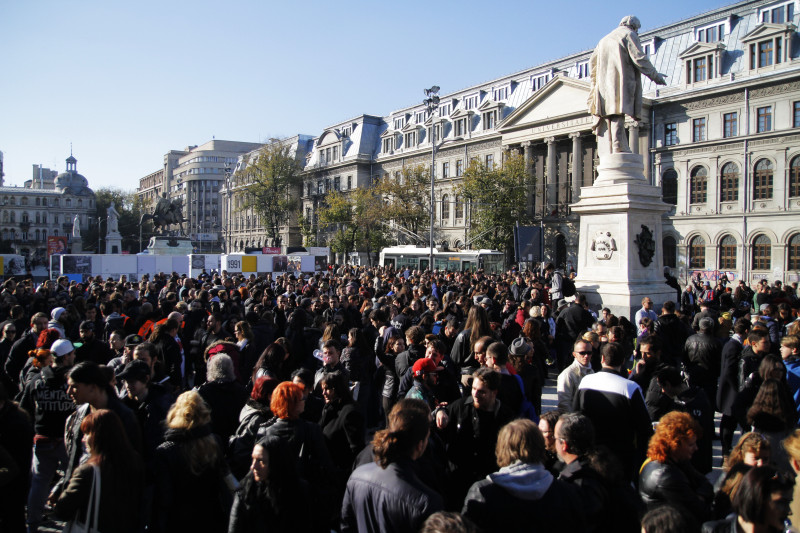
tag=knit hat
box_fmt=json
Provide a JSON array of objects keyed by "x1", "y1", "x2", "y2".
[{"x1": 412, "y1": 358, "x2": 442, "y2": 378}]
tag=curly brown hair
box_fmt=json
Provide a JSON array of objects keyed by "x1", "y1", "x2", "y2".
[{"x1": 646, "y1": 411, "x2": 701, "y2": 463}]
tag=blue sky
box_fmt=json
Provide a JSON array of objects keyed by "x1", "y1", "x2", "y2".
[{"x1": 1, "y1": 0, "x2": 733, "y2": 190}]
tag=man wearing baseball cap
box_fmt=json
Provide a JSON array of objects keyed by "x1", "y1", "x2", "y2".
[
  {"x1": 406, "y1": 357, "x2": 441, "y2": 410},
  {"x1": 19, "y1": 339, "x2": 76, "y2": 533}
]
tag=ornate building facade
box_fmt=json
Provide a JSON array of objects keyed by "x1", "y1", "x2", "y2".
[{"x1": 0, "y1": 155, "x2": 95, "y2": 265}]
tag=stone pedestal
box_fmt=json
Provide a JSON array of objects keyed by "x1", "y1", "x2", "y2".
[
  {"x1": 105, "y1": 232, "x2": 122, "y2": 255},
  {"x1": 145, "y1": 236, "x2": 193, "y2": 255},
  {"x1": 571, "y1": 153, "x2": 675, "y2": 322},
  {"x1": 71, "y1": 238, "x2": 82, "y2": 254}
]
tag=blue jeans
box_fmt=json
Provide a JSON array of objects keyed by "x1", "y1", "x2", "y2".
[{"x1": 26, "y1": 439, "x2": 67, "y2": 531}]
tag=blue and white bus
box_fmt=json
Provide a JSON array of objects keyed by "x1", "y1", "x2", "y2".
[{"x1": 379, "y1": 246, "x2": 505, "y2": 274}]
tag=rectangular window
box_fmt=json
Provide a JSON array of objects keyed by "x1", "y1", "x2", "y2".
[
  {"x1": 439, "y1": 104, "x2": 451, "y2": 117},
  {"x1": 753, "y1": 242, "x2": 771, "y2": 270},
  {"x1": 485, "y1": 154, "x2": 494, "y2": 169},
  {"x1": 415, "y1": 111, "x2": 426, "y2": 124},
  {"x1": 723, "y1": 112, "x2": 738, "y2": 137},
  {"x1": 531, "y1": 74, "x2": 549, "y2": 91},
  {"x1": 664, "y1": 123, "x2": 678, "y2": 146},
  {"x1": 483, "y1": 110, "x2": 497, "y2": 130},
  {"x1": 694, "y1": 58, "x2": 707, "y2": 82},
  {"x1": 442, "y1": 162, "x2": 450, "y2": 179},
  {"x1": 456, "y1": 159, "x2": 464, "y2": 177},
  {"x1": 693, "y1": 118, "x2": 707, "y2": 142},
  {"x1": 720, "y1": 243, "x2": 737, "y2": 270},
  {"x1": 382, "y1": 137, "x2": 393, "y2": 153},
  {"x1": 465, "y1": 95, "x2": 479, "y2": 109},
  {"x1": 757, "y1": 106, "x2": 773, "y2": 132},
  {"x1": 759, "y1": 40, "x2": 774, "y2": 67},
  {"x1": 347, "y1": 176, "x2": 352, "y2": 189},
  {"x1": 721, "y1": 172, "x2": 739, "y2": 202},
  {"x1": 317, "y1": 181, "x2": 323, "y2": 195},
  {"x1": 691, "y1": 177, "x2": 707, "y2": 204},
  {"x1": 493, "y1": 86, "x2": 509, "y2": 100},
  {"x1": 332, "y1": 146, "x2": 338, "y2": 161},
  {"x1": 754, "y1": 173, "x2": 773, "y2": 200},
  {"x1": 405, "y1": 132, "x2": 416, "y2": 147},
  {"x1": 576, "y1": 61, "x2": 590, "y2": 78},
  {"x1": 794, "y1": 102, "x2": 800, "y2": 128},
  {"x1": 454, "y1": 119, "x2": 466, "y2": 137},
  {"x1": 394, "y1": 118, "x2": 404, "y2": 130}
]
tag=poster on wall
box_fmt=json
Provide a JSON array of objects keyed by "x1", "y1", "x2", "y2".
[
  {"x1": 47, "y1": 236, "x2": 68, "y2": 257},
  {"x1": 62, "y1": 255, "x2": 92, "y2": 282},
  {"x1": 315, "y1": 256, "x2": 328, "y2": 272},
  {"x1": 191, "y1": 255, "x2": 206, "y2": 270},
  {"x1": 272, "y1": 255, "x2": 288, "y2": 272},
  {"x1": 287, "y1": 256, "x2": 301, "y2": 273}
]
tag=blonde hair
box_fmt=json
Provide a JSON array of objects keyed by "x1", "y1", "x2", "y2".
[
  {"x1": 783, "y1": 429, "x2": 800, "y2": 463},
  {"x1": 166, "y1": 391, "x2": 219, "y2": 476}
]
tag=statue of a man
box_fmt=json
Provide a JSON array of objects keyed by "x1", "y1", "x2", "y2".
[
  {"x1": 72, "y1": 215, "x2": 81, "y2": 238},
  {"x1": 587, "y1": 16, "x2": 666, "y2": 156},
  {"x1": 107, "y1": 202, "x2": 120, "y2": 233}
]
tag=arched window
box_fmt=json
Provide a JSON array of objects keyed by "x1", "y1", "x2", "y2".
[
  {"x1": 719, "y1": 235, "x2": 737, "y2": 270},
  {"x1": 35, "y1": 213, "x2": 40, "y2": 224},
  {"x1": 35, "y1": 230, "x2": 40, "y2": 241},
  {"x1": 9, "y1": 197, "x2": 15, "y2": 205},
  {"x1": 66, "y1": 199, "x2": 71, "y2": 207},
  {"x1": 555, "y1": 234, "x2": 567, "y2": 269},
  {"x1": 78, "y1": 199, "x2": 83, "y2": 207},
  {"x1": 9, "y1": 212, "x2": 15, "y2": 223},
  {"x1": 752, "y1": 234, "x2": 771, "y2": 270},
  {"x1": 21, "y1": 197, "x2": 28, "y2": 206},
  {"x1": 53, "y1": 198, "x2": 58, "y2": 207},
  {"x1": 690, "y1": 166, "x2": 708, "y2": 204},
  {"x1": 21, "y1": 212, "x2": 29, "y2": 223},
  {"x1": 455, "y1": 195, "x2": 464, "y2": 221},
  {"x1": 662, "y1": 169, "x2": 678, "y2": 205},
  {"x1": 789, "y1": 234, "x2": 800, "y2": 271},
  {"x1": 1, "y1": 212, "x2": 6, "y2": 223},
  {"x1": 441, "y1": 194, "x2": 449, "y2": 224},
  {"x1": 791, "y1": 156, "x2": 800, "y2": 198},
  {"x1": 42, "y1": 229, "x2": 46, "y2": 240},
  {"x1": 689, "y1": 236, "x2": 706, "y2": 269},
  {"x1": 753, "y1": 159, "x2": 773, "y2": 200},
  {"x1": 663, "y1": 236, "x2": 677, "y2": 268},
  {"x1": 720, "y1": 163, "x2": 739, "y2": 202},
  {"x1": 35, "y1": 198, "x2": 40, "y2": 206}
]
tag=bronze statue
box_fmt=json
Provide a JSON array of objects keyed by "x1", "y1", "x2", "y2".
[{"x1": 141, "y1": 193, "x2": 186, "y2": 235}]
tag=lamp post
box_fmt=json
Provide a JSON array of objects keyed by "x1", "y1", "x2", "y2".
[
  {"x1": 424, "y1": 86, "x2": 441, "y2": 272},
  {"x1": 96, "y1": 216, "x2": 104, "y2": 254}
]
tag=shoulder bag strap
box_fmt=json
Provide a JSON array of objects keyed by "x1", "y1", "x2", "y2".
[{"x1": 90, "y1": 465, "x2": 101, "y2": 532}]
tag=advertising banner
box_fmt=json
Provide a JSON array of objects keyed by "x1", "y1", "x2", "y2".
[{"x1": 47, "y1": 236, "x2": 68, "y2": 258}]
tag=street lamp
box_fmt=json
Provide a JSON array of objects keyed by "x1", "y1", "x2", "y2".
[{"x1": 424, "y1": 85, "x2": 462, "y2": 272}]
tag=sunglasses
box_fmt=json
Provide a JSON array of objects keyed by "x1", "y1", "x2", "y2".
[{"x1": 576, "y1": 351, "x2": 592, "y2": 355}]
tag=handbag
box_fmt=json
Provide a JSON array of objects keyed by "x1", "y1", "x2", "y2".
[{"x1": 63, "y1": 465, "x2": 101, "y2": 533}]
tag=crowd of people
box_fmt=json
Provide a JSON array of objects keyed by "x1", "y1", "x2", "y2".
[{"x1": 0, "y1": 264, "x2": 798, "y2": 533}]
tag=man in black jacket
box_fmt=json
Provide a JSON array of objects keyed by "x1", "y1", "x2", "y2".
[
  {"x1": 683, "y1": 317, "x2": 722, "y2": 410},
  {"x1": 19, "y1": 338, "x2": 76, "y2": 533},
  {"x1": 435, "y1": 368, "x2": 515, "y2": 507},
  {"x1": 395, "y1": 326, "x2": 426, "y2": 378},
  {"x1": 555, "y1": 294, "x2": 595, "y2": 371},
  {"x1": 5, "y1": 312, "x2": 48, "y2": 391}
]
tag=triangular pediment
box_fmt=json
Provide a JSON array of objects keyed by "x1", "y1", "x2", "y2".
[
  {"x1": 380, "y1": 129, "x2": 397, "y2": 139},
  {"x1": 450, "y1": 107, "x2": 474, "y2": 119},
  {"x1": 742, "y1": 22, "x2": 796, "y2": 43},
  {"x1": 477, "y1": 98, "x2": 504, "y2": 111},
  {"x1": 498, "y1": 76, "x2": 592, "y2": 132},
  {"x1": 401, "y1": 120, "x2": 423, "y2": 133},
  {"x1": 679, "y1": 41, "x2": 725, "y2": 59}
]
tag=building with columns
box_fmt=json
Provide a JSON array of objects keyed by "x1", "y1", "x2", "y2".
[{"x1": 207, "y1": 0, "x2": 799, "y2": 285}]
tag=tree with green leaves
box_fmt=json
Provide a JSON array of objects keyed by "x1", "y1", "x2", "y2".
[
  {"x1": 240, "y1": 142, "x2": 303, "y2": 246},
  {"x1": 85, "y1": 188, "x2": 147, "y2": 253},
  {"x1": 457, "y1": 152, "x2": 535, "y2": 254},
  {"x1": 378, "y1": 165, "x2": 430, "y2": 243},
  {"x1": 317, "y1": 187, "x2": 388, "y2": 265}
]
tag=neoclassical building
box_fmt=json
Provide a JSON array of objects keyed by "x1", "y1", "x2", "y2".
[
  {"x1": 0, "y1": 155, "x2": 96, "y2": 266},
  {"x1": 292, "y1": 0, "x2": 800, "y2": 285}
]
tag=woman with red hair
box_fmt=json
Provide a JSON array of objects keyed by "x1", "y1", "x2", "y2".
[
  {"x1": 639, "y1": 411, "x2": 714, "y2": 530},
  {"x1": 257, "y1": 381, "x2": 337, "y2": 530}
]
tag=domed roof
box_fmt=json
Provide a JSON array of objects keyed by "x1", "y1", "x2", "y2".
[{"x1": 55, "y1": 155, "x2": 91, "y2": 193}]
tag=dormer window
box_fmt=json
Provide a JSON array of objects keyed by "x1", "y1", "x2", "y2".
[
  {"x1": 576, "y1": 61, "x2": 590, "y2": 79},
  {"x1": 393, "y1": 117, "x2": 404, "y2": 130},
  {"x1": 531, "y1": 73, "x2": 549, "y2": 92},
  {"x1": 680, "y1": 42, "x2": 724, "y2": 84},
  {"x1": 404, "y1": 131, "x2": 417, "y2": 148},
  {"x1": 341, "y1": 126, "x2": 352, "y2": 138},
  {"x1": 743, "y1": 22, "x2": 796, "y2": 70},
  {"x1": 415, "y1": 111, "x2": 427, "y2": 124},
  {"x1": 383, "y1": 137, "x2": 394, "y2": 153},
  {"x1": 760, "y1": 1, "x2": 795, "y2": 23},
  {"x1": 696, "y1": 22, "x2": 727, "y2": 42},
  {"x1": 439, "y1": 104, "x2": 451, "y2": 117},
  {"x1": 492, "y1": 84, "x2": 510, "y2": 101},
  {"x1": 464, "y1": 94, "x2": 480, "y2": 110}
]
